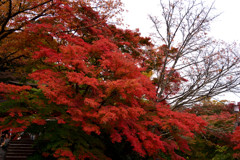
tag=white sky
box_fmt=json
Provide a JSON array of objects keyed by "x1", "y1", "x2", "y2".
[
  {"x1": 121, "y1": 0, "x2": 240, "y2": 102},
  {"x1": 121, "y1": 0, "x2": 240, "y2": 42},
  {"x1": 210, "y1": 0, "x2": 240, "y2": 43}
]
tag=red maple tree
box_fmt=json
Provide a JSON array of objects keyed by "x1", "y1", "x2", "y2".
[{"x1": 0, "y1": 1, "x2": 207, "y2": 159}]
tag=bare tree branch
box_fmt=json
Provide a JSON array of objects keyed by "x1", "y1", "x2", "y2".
[{"x1": 149, "y1": 0, "x2": 240, "y2": 110}]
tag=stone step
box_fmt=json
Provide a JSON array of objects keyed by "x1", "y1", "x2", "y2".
[
  {"x1": 8, "y1": 146, "x2": 33, "y2": 150},
  {"x1": 6, "y1": 150, "x2": 35, "y2": 153},
  {"x1": 8, "y1": 143, "x2": 33, "y2": 146},
  {"x1": 5, "y1": 140, "x2": 36, "y2": 160},
  {"x1": 9, "y1": 140, "x2": 34, "y2": 144},
  {"x1": 6, "y1": 152, "x2": 33, "y2": 156},
  {"x1": 5, "y1": 155, "x2": 28, "y2": 160}
]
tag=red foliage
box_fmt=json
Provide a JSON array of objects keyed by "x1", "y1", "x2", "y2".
[
  {"x1": 232, "y1": 104, "x2": 240, "y2": 153},
  {"x1": 0, "y1": 1, "x2": 207, "y2": 159},
  {"x1": 0, "y1": 83, "x2": 31, "y2": 100},
  {"x1": 54, "y1": 148, "x2": 76, "y2": 160},
  {"x1": 32, "y1": 119, "x2": 46, "y2": 125}
]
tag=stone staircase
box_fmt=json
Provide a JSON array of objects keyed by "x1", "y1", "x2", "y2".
[{"x1": 5, "y1": 139, "x2": 35, "y2": 160}]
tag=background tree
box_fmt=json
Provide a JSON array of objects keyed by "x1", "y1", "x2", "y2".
[
  {"x1": 149, "y1": 0, "x2": 240, "y2": 110},
  {"x1": 185, "y1": 99, "x2": 237, "y2": 160}
]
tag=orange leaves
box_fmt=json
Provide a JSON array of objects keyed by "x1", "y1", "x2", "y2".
[
  {"x1": 67, "y1": 72, "x2": 98, "y2": 90},
  {"x1": 232, "y1": 127, "x2": 240, "y2": 150},
  {"x1": 92, "y1": 38, "x2": 118, "y2": 54},
  {"x1": 149, "y1": 103, "x2": 208, "y2": 157},
  {"x1": 84, "y1": 98, "x2": 99, "y2": 108},
  {"x1": 142, "y1": 137, "x2": 164, "y2": 156},
  {"x1": 67, "y1": 108, "x2": 83, "y2": 122},
  {"x1": 10, "y1": 126, "x2": 28, "y2": 133},
  {"x1": 98, "y1": 106, "x2": 126, "y2": 124},
  {"x1": 32, "y1": 46, "x2": 57, "y2": 60},
  {"x1": 99, "y1": 110, "x2": 118, "y2": 124},
  {"x1": 110, "y1": 129, "x2": 122, "y2": 143},
  {"x1": 0, "y1": 82, "x2": 31, "y2": 94},
  {"x1": 59, "y1": 44, "x2": 91, "y2": 71},
  {"x1": 119, "y1": 121, "x2": 146, "y2": 156},
  {"x1": 100, "y1": 51, "x2": 142, "y2": 79},
  {"x1": 29, "y1": 69, "x2": 74, "y2": 106},
  {"x1": 98, "y1": 105, "x2": 145, "y2": 124},
  {"x1": 188, "y1": 100, "x2": 236, "y2": 140},
  {"x1": 57, "y1": 118, "x2": 66, "y2": 124},
  {"x1": 16, "y1": 119, "x2": 25, "y2": 124},
  {"x1": 104, "y1": 77, "x2": 155, "y2": 105},
  {"x1": 54, "y1": 148, "x2": 76, "y2": 160},
  {"x1": 32, "y1": 118, "x2": 46, "y2": 125},
  {"x1": 82, "y1": 123, "x2": 100, "y2": 135},
  {"x1": 8, "y1": 108, "x2": 24, "y2": 117},
  {"x1": 156, "y1": 103, "x2": 207, "y2": 136},
  {"x1": 127, "y1": 107, "x2": 146, "y2": 120}
]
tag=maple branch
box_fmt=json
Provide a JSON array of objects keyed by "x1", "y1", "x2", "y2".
[{"x1": 0, "y1": 0, "x2": 53, "y2": 41}]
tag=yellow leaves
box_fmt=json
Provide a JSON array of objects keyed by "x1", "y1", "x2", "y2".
[{"x1": 142, "y1": 70, "x2": 153, "y2": 78}]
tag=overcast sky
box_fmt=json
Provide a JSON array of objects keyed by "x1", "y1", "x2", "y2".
[
  {"x1": 121, "y1": 0, "x2": 240, "y2": 42},
  {"x1": 121, "y1": 0, "x2": 240, "y2": 102}
]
